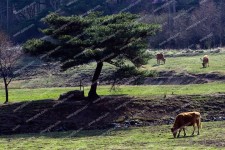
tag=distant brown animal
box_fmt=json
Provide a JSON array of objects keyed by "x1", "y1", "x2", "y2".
[
  {"x1": 200, "y1": 55, "x2": 209, "y2": 68},
  {"x1": 171, "y1": 111, "x2": 201, "y2": 138},
  {"x1": 156, "y1": 53, "x2": 166, "y2": 65}
]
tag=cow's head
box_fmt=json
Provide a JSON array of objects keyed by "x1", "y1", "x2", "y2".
[{"x1": 171, "y1": 127, "x2": 177, "y2": 138}]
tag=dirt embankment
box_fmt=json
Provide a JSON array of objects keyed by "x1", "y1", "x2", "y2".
[
  {"x1": 142, "y1": 71, "x2": 225, "y2": 85},
  {"x1": 113, "y1": 71, "x2": 225, "y2": 85},
  {"x1": 0, "y1": 94, "x2": 225, "y2": 135}
]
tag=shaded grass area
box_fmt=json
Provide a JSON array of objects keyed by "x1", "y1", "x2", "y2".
[
  {"x1": 0, "y1": 121, "x2": 224, "y2": 150},
  {"x1": 1, "y1": 83, "x2": 225, "y2": 102},
  {"x1": 145, "y1": 53, "x2": 225, "y2": 74}
]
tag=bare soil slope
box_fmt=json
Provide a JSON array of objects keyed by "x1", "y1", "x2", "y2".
[{"x1": 0, "y1": 94, "x2": 224, "y2": 135}]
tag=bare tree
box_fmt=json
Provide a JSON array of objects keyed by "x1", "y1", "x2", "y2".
[{"x1": 0, "y1": 31, "x2": 22, "y2": 103}]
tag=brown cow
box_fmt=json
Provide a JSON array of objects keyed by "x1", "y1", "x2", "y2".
[
  {"x1": 171, "y1": 111, "x2": 201, "y2": 138},
  {"x1": 200, "y1": 55, "x2": 209, "y2": 68},
  {"x1": 156, "y1": 53, "x2": 166, "y2": 65}
]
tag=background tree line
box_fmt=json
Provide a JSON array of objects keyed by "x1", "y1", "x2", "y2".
[
  {"x1": 1, "y1": 0, "x2": 225, "y2": 49},
  {"x1": 147, "y1": 0, "x2": 225, "y2": 49}
]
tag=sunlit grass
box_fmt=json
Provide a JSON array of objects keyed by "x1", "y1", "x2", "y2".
[
  {"x1": 1, "y1": 82, "x2": 225, "y2": 102},
  {"x1": 145, "y1": 53, "x2": 225, "y2": 74}
]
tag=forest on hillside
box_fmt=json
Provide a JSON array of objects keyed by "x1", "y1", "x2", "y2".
[{"x1": 0, "y1": 0, "x2": 225, "y2": 49}]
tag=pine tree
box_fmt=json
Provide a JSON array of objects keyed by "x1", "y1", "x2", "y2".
[{"x1": 23, "y1": 12, "x2": 160, "y2": 99}]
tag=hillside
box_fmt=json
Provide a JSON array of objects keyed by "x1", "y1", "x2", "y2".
[
  {"x1": 5, "y1": 49, "x2": 225, "y2": 89},
  {"x1": 0, "y1": 94, "x2": 224, "y2": 135},
  {"x1": 1, "y1": 0, "x2": 225, "y2": 49}
]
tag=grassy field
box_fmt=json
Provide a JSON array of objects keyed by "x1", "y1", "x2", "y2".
[
  {"x1": 2, "y1": 52, "x2": 225, "y2": 90},
  {"x1": 0, "y1": 52, "x2": 224, "y2": 149},
  {"x1": 0, "y1": 121, "x2": 224, "y2": 150},
  {"x1": 1, "y1": 82, "x2": 225, "y2": 102},
  {"x1": 145, "y1": 53, "x2": 225, "y2": 74}
]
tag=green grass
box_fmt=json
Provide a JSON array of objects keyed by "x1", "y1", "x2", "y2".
[
  {"x1": 0, "y1": 87, "x2": 80, "y2": 103},
  {"x1": 0, "y1": 52, "x2": 224, "y2": 149},
  {"x1": 0, "y1": 121, "x2": 224, "y2": 150},
  {"x1": 0, "y1": 81, "x2": 223, "y2": 149},
  {"x1": 145, "y1": 53, "x2": 225, "y2": 74},
  {"x1": 1, "y1": 82, "x2": 225, "y2": 102}
]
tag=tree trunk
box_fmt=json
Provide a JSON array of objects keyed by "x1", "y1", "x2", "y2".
[
  {"x1": 88, "y1": 62, "x2": 103, "y2": 100},
  {"x1": 3, "y1": 78, "x2": 8, "y2": 104}
]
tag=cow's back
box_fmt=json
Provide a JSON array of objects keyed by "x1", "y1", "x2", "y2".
[
  {"x1": 175, "y1": 112, "x2": 200, "y2": 127},
  {"x1": 156, "y1": 53, "x2": 163, "y2": 59},
  {"x1": 203, "y1": 55, "x2": 209, "y2": 63},
  {"x1": 203, "y1": 57, "x2": 209, "y2": 63}
]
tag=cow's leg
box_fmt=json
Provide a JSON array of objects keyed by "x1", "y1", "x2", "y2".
[
  {"x1": 183, "y1": 128, "x2": 186, "y2": 137},
  {"x1": 196, "y1": 120, "x2": 200, "y2": 135},
  {"x1": 192, "y1": 125, "x2": 195, "y2": 136},
  {"x1": 177, "y1": 129, "x2": 181, "y2": 138},
  {"x1": 197, "y1": 125, "x2": 200, "y2": 135}
]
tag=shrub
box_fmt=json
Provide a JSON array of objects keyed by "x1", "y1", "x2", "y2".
[
  {"x1": 115, "y1": 65, "x2": 141, "y2": 78},
  {"x1": 142, "y1": 70, "x2": 158, "y2": 77},
  {"x1": 114, "y1": 65, "x2": 158, "y2": 79},
  {"x1": 23, "y1": 39, "x2": 56, "y2": 55}
]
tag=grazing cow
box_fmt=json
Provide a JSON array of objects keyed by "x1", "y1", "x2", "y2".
[
  {"x1": 171, "y1": 111, "x2": 201, "y2": 138},
  {"x1": 200, "y1": 55, "x2": 209, "y2": 68},
  {"x1": 156, "y1": 53, "x2": 166, "y2": 65}
]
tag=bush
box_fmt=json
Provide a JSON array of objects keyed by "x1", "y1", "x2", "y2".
[
  {"x1": 114, "y1": 65, "x2": 158, "y2": 79},
  {"x1": 23, "y1": 39, "x2": 56, "y2": 55},
  {"x1": 115, "y1": 66, "x2": 141, "y2": 78},
  {"x1": 142, "y1": 70, "x2": 158, "y2": 77}
]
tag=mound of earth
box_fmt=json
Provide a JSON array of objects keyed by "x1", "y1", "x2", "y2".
[
  {"x1": 0, "y1": 94, "x2": 225, "y2": 135},
  {"x1": 143, "y1": 76, "x2": 206, "y2": 85},
  {"x1": 142, "y1": 71, "x2": 225, "y2": 85},
  {"x1": 99, "y1": 71, "x2": 225, "y2": 85}
]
